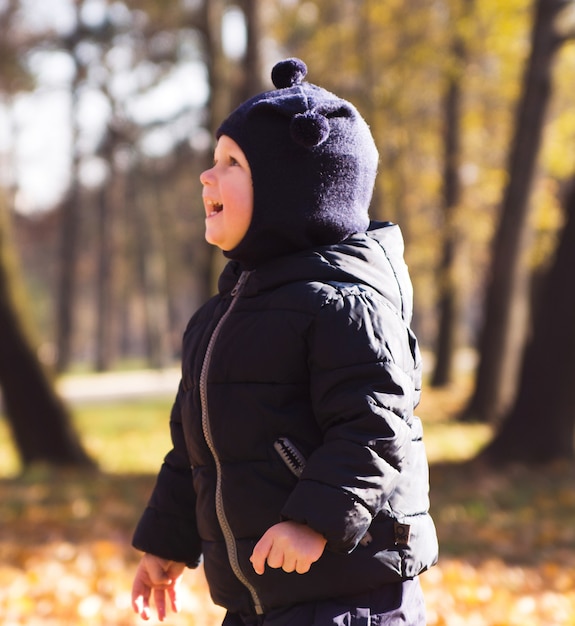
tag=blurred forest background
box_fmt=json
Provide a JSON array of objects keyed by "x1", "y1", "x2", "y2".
[{"x1": 1, "y1": 0, "x2": 575, "y2": 624}]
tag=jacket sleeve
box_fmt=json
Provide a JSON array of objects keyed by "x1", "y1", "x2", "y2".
[
  {"x1": 132, "y1": 382, "x2": 203, "y2": 567},
  {"x1": 280, "y1": 287, "x2": 422, "y2": 554}
]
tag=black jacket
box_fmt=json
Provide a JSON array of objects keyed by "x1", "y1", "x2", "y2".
[{"x1": 133, "y1": 222, "x2": 438, "y2": 615}]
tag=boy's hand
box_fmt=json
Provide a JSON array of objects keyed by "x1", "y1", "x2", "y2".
[
  {"x1": 250, "y1": 520, "x2": 327, "y2": 575},
  {"x1": 131, "y1": 553, "x2": 186, "y2": 622}
]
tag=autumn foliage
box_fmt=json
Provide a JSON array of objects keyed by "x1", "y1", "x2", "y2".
[
  {"x1": 1, "y1": 386, "x2": 575, "y2": 626},
  {"x1": 2, "y1": 464, "x2": 575, "y2": 625}
]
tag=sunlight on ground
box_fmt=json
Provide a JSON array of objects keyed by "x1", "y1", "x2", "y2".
[
  {"x1": 0, "y1": 539, "x2": 226, "y2": 626},
  {"x1": 424, "y1": 421, "x2": 492, "y2": 464},
  {"x1": 421, "y1": 558, "x2": 575, "y2": 626},
  {"x1": 0, "y1": 418, "x2": 18, "y2": 476},
  {"x1": 2, "y1": 374, "x2": 575, "y2": 625},
  {"x1": 0, "y1": 399, "x2": 174, "y2": 477}
]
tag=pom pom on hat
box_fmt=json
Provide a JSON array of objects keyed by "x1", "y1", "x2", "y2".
[
  {"x1": 273, "y1": 58, "x2": 331, "y2": 147},
  {"x1": 271, "y1": 58, "x2": 307, "y2": 88}
]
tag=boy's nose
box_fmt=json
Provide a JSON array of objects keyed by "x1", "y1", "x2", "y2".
[{"x1": 200, "y1": 168, "x2": 213, "y2": 185}]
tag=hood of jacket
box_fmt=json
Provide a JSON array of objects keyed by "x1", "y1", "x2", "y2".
[{"x1": 218, "y1": 221, "x2": 413, "y2": 323}]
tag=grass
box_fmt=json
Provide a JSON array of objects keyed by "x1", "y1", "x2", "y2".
[
  {"x1": 0, "y1": 371, "x2": 489, "y2": 475},
  {"x1": 417, "y1": 373, "x2": 492, "y2": 464},
  {"x1": 74, "y1": 399, "x2": 174, "y2": 474},
  {"x1": 0, "y1": 398, "x2": 174, "y2": 477}
]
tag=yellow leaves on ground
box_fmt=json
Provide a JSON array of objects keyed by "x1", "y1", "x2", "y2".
[
  {"x1": 0, "y1": 539, "x2": 225, "y2": 626},
  {"x1": 2, "y1": 383, "x2": 575, "y2": 626},
  {"x1": 1, "y1": 538, "x2": 574, "y2": 625},
  {"x1": 0, "y1": 471, "x2": 225, "y2": 625},
  {"x1": 422, "y1": 559, "x2": 575, "y2": 626},
  {"x1": 1, "y1": 460, "x2": 575, "y2": 625},
  {"x1": 424, "y1": 460, "x2": 575, "y2": 626}
]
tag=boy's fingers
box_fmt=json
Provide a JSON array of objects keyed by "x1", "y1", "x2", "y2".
[
  {"x1": 132, "y1": 593, "x2": 151, "y2": 620},
  {"x1": 131, "y1": 576, "x2": 148, "y2": 616},
  {"x1": 154, "y1": 588, "x2": 167, "y2": 622},
  {"x1": 250, "y1": 534, "x2": 272, "y2": 575},
  {"x1": 265, "y1": 544, "x2": 285, "y2": 570},
  {"x1": 131, "y1": 556, "x2": 180, "y2": 622},
  {"x1": 280, "y1": 553, "x2": 296, "y2": 573},
  {"x1": 167, "y1": 583, "x2": 181, "y2": 613}
]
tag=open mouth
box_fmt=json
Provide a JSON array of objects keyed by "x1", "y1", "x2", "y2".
[{"x1": 206, "y1": 200, "x2": 223, "y2": 217}]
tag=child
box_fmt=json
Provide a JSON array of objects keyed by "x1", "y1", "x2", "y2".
[{"x1": 131, "y1": 57, "x2": 438, "y2": 625}]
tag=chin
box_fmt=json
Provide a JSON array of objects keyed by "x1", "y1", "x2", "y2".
[{"x1": 205, "y1": 231, "x2": 220, "y2": 246}]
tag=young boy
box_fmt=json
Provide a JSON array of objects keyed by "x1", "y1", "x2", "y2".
[{"x1": 131, "y1": 57, "x2": 438, "y2": 625}]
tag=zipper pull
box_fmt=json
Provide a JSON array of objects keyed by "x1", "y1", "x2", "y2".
[
  {"x1": 274, "y1": 437, "x2": 306, "y2": 478},
  {"x1": 231, "y1": 270, "x2": 251, "y2": 296}
]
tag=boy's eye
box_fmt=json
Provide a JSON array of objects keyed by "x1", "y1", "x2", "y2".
[{"x1": 211, "y1": 156, "x2": 238, "y2": 167}]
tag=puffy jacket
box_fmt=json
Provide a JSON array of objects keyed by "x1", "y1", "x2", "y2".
[{"x1": 133, "y1": 221, "x2": 438, "y2": 616}]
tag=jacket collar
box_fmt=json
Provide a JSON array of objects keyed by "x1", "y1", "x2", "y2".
[{"x1": 217, "y1": 221, "x2": 413, "y2": 323}]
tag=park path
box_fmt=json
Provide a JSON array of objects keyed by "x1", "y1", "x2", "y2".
[
  {"x1": 53, "y1": 349, "x2": 477, "y2": 405},
  {"x1": 56, "y1": 367, "x2": 181, "y2": 404}
]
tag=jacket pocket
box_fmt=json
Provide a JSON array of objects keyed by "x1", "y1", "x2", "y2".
[{"x1": 273, "y1": 437, "x2": 306, "y2": 478}]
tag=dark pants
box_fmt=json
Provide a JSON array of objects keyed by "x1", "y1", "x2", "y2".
[{"x1": 222, "y1": 578, "x2": 426, "y2": 626}]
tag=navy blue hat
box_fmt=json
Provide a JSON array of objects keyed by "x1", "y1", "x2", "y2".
[{"x1": 217, "y1": 58, "x2": 379, "y2": 267}]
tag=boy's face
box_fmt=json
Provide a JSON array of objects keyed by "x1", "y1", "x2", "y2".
[{"x1": 201, "y1": 135, "x2": 254, "y2": 251}]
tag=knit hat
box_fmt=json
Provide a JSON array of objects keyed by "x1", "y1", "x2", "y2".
[{"x1": 217, "y1": 57, "x2": 379, "y2": 267}]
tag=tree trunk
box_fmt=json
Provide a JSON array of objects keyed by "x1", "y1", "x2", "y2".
[
  {"x1": 55, "y1": 8, "x2": 83, "y2": 373},
  {"x1": 0, "y1": 198, "x2": 96, "y2": 470},
  {"x1": 200, "y1": 0, "x2": 266, "y2": 296},
  {"x1": 199, "y1": 0, "x2": 233, "y2": 297},
  {"x1": 95, "y1": 180, "x2": 114, "y2": 371},
  {"x1": 356, "y1": 0, "x2": 385, "y2": 219},
  {"x1": 479, "y1": 177, "x2": 575, "y2": 464},
  {"x1": 55, "y1": 179, "x2": 81, "y2": 372},
  {"x1": 238, "y1": 0, "x2": 264, "y2": 101},
  {"x1": 461, "y1": 0, "x2": 563, "y2": 422},
  {"x1": 131, "y1": 169, "x2": 171, "y2": 369},
  {"x1": 431, "y1": 3, "x2": 470, "y2": 387}
]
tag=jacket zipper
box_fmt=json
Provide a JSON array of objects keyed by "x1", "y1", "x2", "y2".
[{"x1": 198, "y1": 270, "x2": 264, "y2": 616}]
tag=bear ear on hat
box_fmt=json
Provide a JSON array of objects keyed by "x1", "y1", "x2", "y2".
[
  {"x1": 271, "y1": 58, "x2": 307, "y2": 89},
  {"x1": 290, "y1": 111, "x2": 330, "y2": 148}
]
